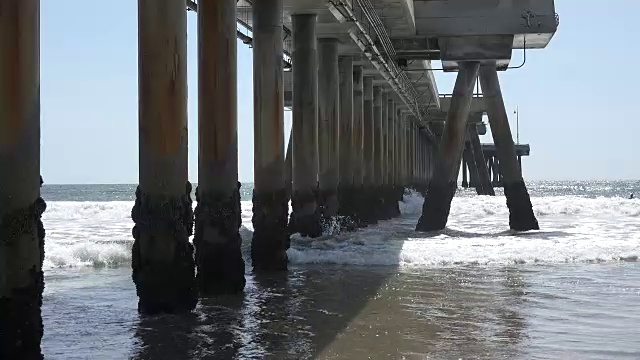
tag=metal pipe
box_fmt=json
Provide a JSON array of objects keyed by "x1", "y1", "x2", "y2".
[
  {"x1": 186, "y1": 0, "x2": 292, "y2": 66},
  {"x1": 329, "y1": 1, "x2": 423, "y2": 123},
  {"x1": 403, "y1": 37, "x2": 528, "y2": 72}
]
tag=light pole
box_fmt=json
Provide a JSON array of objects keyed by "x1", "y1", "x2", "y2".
[{"x1": 513, "y1": 107, "x2": 519, "y2": 144}]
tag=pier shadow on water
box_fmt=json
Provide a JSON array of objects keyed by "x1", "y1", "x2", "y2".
[
  {"x1": 128, "y1": 237, "x2": 531, "y2": 358},
  {"x1": 131, "y1": 215, "x2": 408, "y2": 359},
  {"x1": 42, "y1": 247, "x2": 534, "y2": 359},
  {"x1": 130, "y1": 265, "x2": 406, "y2": 359}
]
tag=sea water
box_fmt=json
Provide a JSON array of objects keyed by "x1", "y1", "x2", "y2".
[{"x1": 39, "y1": 181, "x2": 640, "y2": 359}]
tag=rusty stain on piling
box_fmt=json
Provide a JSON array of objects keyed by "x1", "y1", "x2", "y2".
[
  {"x1": 0, "y1": 1, "x2": 24, "y2": 146},
  {"x1": 271, "y1": 66, "x2": 283, "y2": 160},
  {"x1": 139, "y1": 0, "x2": 187, "y2": 157},
  {"x1": 199, "y1": 0, "x2": 236, "y2": 163}
]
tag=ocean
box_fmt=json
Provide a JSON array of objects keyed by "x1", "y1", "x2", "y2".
[{"x1": 39, "y1": 181, "x2": 640, "y2": 359}]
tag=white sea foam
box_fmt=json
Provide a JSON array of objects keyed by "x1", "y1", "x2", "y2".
[{"x1": 41, "y1": 192, "x2": 640, "y2": 271}]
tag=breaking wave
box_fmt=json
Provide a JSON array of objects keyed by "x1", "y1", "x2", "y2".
[{"x1": 42, "y1": 192, "x2": 640, "y2": 270}]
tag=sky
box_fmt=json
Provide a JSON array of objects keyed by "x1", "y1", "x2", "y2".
[{"x1": 40, "y1": 1, "x2": 640, "y2": 184}]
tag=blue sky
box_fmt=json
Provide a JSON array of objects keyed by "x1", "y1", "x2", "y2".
[{"x1": 41, "y1": 1, "x2": 639, "y2": 184}]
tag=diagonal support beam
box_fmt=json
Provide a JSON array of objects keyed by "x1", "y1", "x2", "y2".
[
  {"x1": 416, "y1": 61, "x2": 480, "y2": 232},
  {"x1": 479, "y1": 62, "x2": 538, "y2": 231}
]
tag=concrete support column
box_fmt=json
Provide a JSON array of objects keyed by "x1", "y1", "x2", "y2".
[
  {"x1": 337, "y1": 56, "x2": 355, "y2": 228},
  {"x1": 453, "y1": 148, "x2": 464, "y2": 188},
  {"x1": 461, "y1": 153, "x2": 469, "y2": 188},
  {"x1": 400, "y1": 114, "x2": 407, "y2": 190},
  {"x1": 362, "y1": 77, "x2": 377, "y2": 224},
  {"x1": 428, "y1": 139, "x2": 434, "y2": 183},
  {"x1": 469, "y1": 124, "x2": 495, "y2": 196},
  {"x1": 410, "y1": 122, "x2": 415, "y2": 189},
  {"x1": 423, "y1": 135, "x2": 429, "y2": 190},
  {"x1": 408, "y1": 124, "x2": 413, "y2": 187},
  {"x1": 317, "y1": 38, "x2": 340, "y2": 221},
  {"x1": 387, "y1": 100, "x2": 395, "y2": 188},
  {"x1": 133, "y1": 0, "x2": 196, "y2": 314},
  {"x1": 0, "y1": 1, "x2": 46, "y2": 356},
  {"x1": 464, "y1": 144, "x2": 481, "y2": 194},
  {"x1": 423, "y1": 131, "x2": 428, "y2": 183},
  {"x1": 352, "y1": 66, "x2": 365, "y2": 225},
  {"x1": 424, "y1": 136, "x2": 431, "y2": 188},
  {"x1": 373, "y1": 86, "x2": 385, "y2": 220},
  {"x1": 285, "y1": 129, "x2": 292, "y2": 198},
  {"x1": 416, "y1": 130, "x2": 423, "y2": 191},
  {"x1": 480, "y1": 63, "x2": 538, "y2": 231},
  {"x1": 395, "y1": 111, "x2": 400, "y2": 187},
  {"x1": 488, "y1": 156, "x2": 494, "y2": 184},
  {"x1": 380, "y1": 91, "x2": 388, "y2": 189},
  {"x1": 196, "y1": 0, "x2": 245, "y2": 293},
  {"x1": 415, "y1": 132, "x2": 419, "y2": 188},
  {"x1": 418, "y1": 132, "x2": 425, "y2": 191},
  {"x1": 468, "y1": 152, "x2": 479, "y2": 188},
  {"x1": 398, "y1": 115, "x2": 404, "y2": 187},
  {"x1": 250, "y1": 0, "x2": 289, "y2": 272},
  {"x1": 518, "y1": 155, "x2": 522, "y2": 171},
  {"x1": 395, "y1": 111, "x2": 400, "y2": 189},
  {"x1": 290, "y1": 14, "x2": 322, "y2": 237},
  {"x1": 386, "y1": 100, "x2": 400, "y2": 217},
  {"x1": 416, "y1": 62, "x2": 480, "y2": 231},
  {"x1": 399, "y1": 116, "x2": 405, "y2": 188}
]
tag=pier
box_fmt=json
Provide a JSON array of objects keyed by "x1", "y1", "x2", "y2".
[{"x1": 0, "y1": 0, "x2": 558, "y2": 356}]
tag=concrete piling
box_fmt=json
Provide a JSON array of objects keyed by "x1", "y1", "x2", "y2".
[
  {"x1": 422, "y1": 134, "x2": 430, "y2": 191},
  {"x1": 463, "y1": 146, "x2": 478, "y2": 191},
  {"x1": 468, "y1": 152, "x2": 479, "y2": 188},
  {"x1": 337, "y1": 56, "x2": 356, "y2": 229},
  {"x1": 419, "y1": 128, "x2": 425, "y2": 189},
  {"x1": 395, "y1": 111, "x2": 400, "y2": 189},
  {"x1": 410, "y1": 124, "x2": 417, "y2": 190},
  {"x1": 317, "y1": 38, "x2": 340, "y2": 222},
  {"x1": 386, "y1": 99, "x2": 394, "y2": 188},
  {"x1": 491, "y1": 158, "x2": 499, "y2": 186},
  {"x1": 401, "y1": 113, "x2": 408, "y2": 193},
  {"x1": 416, "y1": 61, "x2": 480, "y2": 232},
  {"x1": 251, "y1": 0, "x2": 290, "y2": 272},
  {"x1": 421, "y1": 132, "x2": 430, "y2": 193},
  {"x1": 352, "y1": 66, "x2": 366, "y2": 226},
  {"x1": 386, "y1": 100, "x2": 400, "y2": 217},
  {"x1": 289, "y1": 14, "x2": 322, "y2": 237},
  {"x1": 362, "y1": 77, "x2": 378, "y2": 224},
  {"x1": 285, "y1": 129, "x2": 292, "y2": 199},
  {"x1": 398, "y1": 115, "x2": 405, "y2": 191},
  {"x1": 409, "y1": 122, "x2": 415, "y2": 190},
  {"x1": 468, "y1": 124, "x2": 495, "y2": 196},
  {"x1": 415, "y1": 129, "x2": 422, "y2": 191},
  {"x1": 461, "y1": 153, "x2": 469, "y2": 188},
  {"x1": 133, "y1": 0, "x2": 196, "y2": 313},
  {"x1": 373, "y1": 86, "x2": 385, "y2": 220},
  {"x1": 479, "y1": 62, "x2": 539, "y2": 231},
  {"x1": 399, "y1": 114, "x2": 407, "y2": 195},
  {"x1": 395, "y1": 110, "x2": 400, "y2": 189},
  {"x1": 487, "y1": 156, "x2": 495, "y2": 187},
  {"x1": 380, "y1": 91, "x2": 389, "y2": 219},
  {"x1": 518, "y1": 155, "x2": 522, "y2": 171},
  {"x1": 0, "y1": 0, "x2": 46, "y2": 356},
  {"x1": 195, "y1": 0, "x2": 245, "y2": 294}
]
